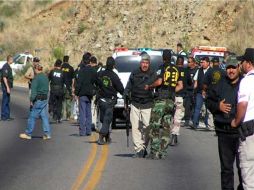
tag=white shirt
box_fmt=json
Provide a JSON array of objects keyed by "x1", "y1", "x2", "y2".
[
  {"x1": 238, "y1": 69, "x2": 254, "y2": 122},
  {"x1": 178, "y1": 50, "x2": 187, "y2": 56},
  {"x1": 193, "y1": 67, "x2": 210, "y2": 81}
]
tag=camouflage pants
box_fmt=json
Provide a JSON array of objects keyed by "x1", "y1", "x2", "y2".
[
  {"x1": 149, "y1": 99, "x2": 175, "y2": 157},
  {"x1": 62, "y1": 98, "x2": 72, "y2": 120}
]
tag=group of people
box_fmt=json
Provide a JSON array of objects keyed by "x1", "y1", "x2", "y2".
[{"x1": 1, "y1": 45, "x2": 254, "y2": 190}]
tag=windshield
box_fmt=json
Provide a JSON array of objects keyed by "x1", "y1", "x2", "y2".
[
  {"x1": 115, "y1": 55, "x2": 164, "y2": 72},
  {"x1": 13, "y1": 54, "x2": 21, "y2": 62}
]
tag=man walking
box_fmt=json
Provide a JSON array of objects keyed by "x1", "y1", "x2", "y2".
[
  {"x1": 231, "y1": 48, "x2": 254, "y2": 190},
  {"x1": 125, "y1": 53, "x2": 157, "y2": 158},
  {"x1": 96, "y1": 57, "x2": 124, "y2": 145},
  {"x1": 207, "y1": 61, "x2": 243, "y2": 190},
  {"x1": 19, "y1": 63, "x2": 51, "y2": 140},
  {"x1": 145, "y1": 49, "x2": 183, "y2": 159},
  {"x1": 1, "y1": 55, "x2": 14, "y2": 121}
]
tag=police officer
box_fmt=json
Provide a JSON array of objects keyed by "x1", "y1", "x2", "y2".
[
  {"x1": 1, "y1": 55, "x2": 14, "y2": 121},
  {"x1": 75, "y1": 53, "x2": 97, "y2": 136},
  {"x1": 19, "y1": 63, "x2": 51, "y2": 140},
  {"x1": 231, "y1": 48, "x2": 254, "y2": 189},
  {"x1": 145, "y1": 49, "x2": 183, "y2": 159},
  {"x1": 96, "y1": 57, "x2": 124, "y2": 145},
  {"x1": 170, "y1": 55, "x2": 192, "y2": 146},
  {"x1": 125, "y1": 53, "x2": 157, "y2": 158},
  {"x1": 207, "y1": 61, "x2": 243, "y2": 190},
  {"x1": 61, "y1": 55, "x2": 74, "y2": 121},
  {"x1": 48, "y1": 59, "x2": 64, "y2": 123}
]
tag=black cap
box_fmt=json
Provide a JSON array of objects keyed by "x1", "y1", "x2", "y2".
[
  {"x1": 106, "y1": 56, "x2": 115, "y2": 70},
  {"x1": 54, "y1": 59, "x2": 62, "y2": 67},
  {"x1": 82, "y1": 52, "x2": 92, "y2": 65},
  {"x1": 63, "y1": 55, "x2": 69, "y2": 63},
  {"x1": 237, "y1": 48, "x2": 254, "y2": 63},
  {"x1": 33, "y1": 57, "x2": 40, "y2": 62},
  {"x1": 211, "y1": 57, "x2": 219, "y2": 63},
  {"x1": 162, "y1": 49, "x2": 172, "y2": 62}
]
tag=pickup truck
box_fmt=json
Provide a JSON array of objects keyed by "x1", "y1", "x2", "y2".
[{"x1": 0, "y1": 53, "x2": 33, "y2": 75}]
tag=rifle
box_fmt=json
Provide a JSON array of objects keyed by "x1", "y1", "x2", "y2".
[{"x1": 124, "y1": 96, "x2": 130, "y2": 147}]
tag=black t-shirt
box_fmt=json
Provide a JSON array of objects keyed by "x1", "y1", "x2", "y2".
[
  {"x1": 203, "y1": 65, "x2": 225, "y2": 89},
  {"x1": 1, "y1": 63, "x2": 13, "y2": 88},
  {"x1": 176, "y1": 66, "x2": 192, "y2": 96}
]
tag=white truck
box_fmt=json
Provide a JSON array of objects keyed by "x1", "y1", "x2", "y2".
[{"x1": 0, "y1": 53, "x2": 33, "y2": 75}]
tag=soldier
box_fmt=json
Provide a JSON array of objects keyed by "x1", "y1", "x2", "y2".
[
  {"x1": 145, "y1": 49, "x2": 183, "y2": 159},
  {"x1": 170, "y1": 55, "x2": 192, "y2": 146},
  {"x1": 1, "y1": 55, "x2": 14, "y2": 121},
  {"x1": 125, "y1": 53, "x2": 157, "y2": 158},
  {"x1": 75, "y1": 53, "x2": 97, "y2": 136},
  {"x1": 48, "y1": 59, "x2": 64, "y2": 123},
  {"x1": 61, "y1": 55, "x2": 74, "y2": 121},
  {"x1": 231, "y1": 48, "x2": 254, "y2": 189},
  {"x1": 96, "y1": 57, "x2": 124, "y2": 145},
  {"x1": 19, "y1": 63, "x2": 51, "y2": 140},
  {"x1": 206, "y1": 61, "x2": 243, "y2": 190}
]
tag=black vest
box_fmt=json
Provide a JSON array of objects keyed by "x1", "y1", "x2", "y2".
[
  {"x1": 196, "y1": 67, "x2": 211, "y2": 93},
  {"x1": 130, "y1": 69, "x2": 155, "y2": 104},
  {"x1": 50, "y1": 69, "x2": 64, "y2": 93}
]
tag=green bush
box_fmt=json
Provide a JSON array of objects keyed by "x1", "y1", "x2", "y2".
[
  {"x1": 0, "y1": 2, "x2": 21, "y2": 17},
  {"x1": 77, "y1": 23, "x2": 86, "y2": 34},
  {"x1": 52, "y1": 46, "x2": 65, "y2": 60},
  {"x1": 34, "y1": 0, "x2": 53, "y2": 7},
  {"x1": 0, "y1": 19, "x2": 5, "y2": 32}
]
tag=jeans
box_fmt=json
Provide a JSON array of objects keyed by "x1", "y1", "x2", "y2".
[
  {"x1": 217, "y1": 132, "x2": 243, "y2": 190},
  {"x1": 25, "y1": 100, "x2": 51, "y2": 136},
  {"x1": 1, "y1": 85, "x2": 10, "y2": 120},
  {"x1": 192, "y1": 93, "x2": 208, "y2": 127},
  {"x1": 79, "y1": 96, "x2": 92, "y2": 135}
]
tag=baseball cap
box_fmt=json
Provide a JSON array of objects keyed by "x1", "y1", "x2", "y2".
[
  {"x1": 237, "y1": 48, "x2": 254, "y2": 63},
  {"x1": 226, "y1": 56, "x2": 238, "y2": 68},
  {"x1": 140, "y1": 53, "x2": 150, "y2": 62}
]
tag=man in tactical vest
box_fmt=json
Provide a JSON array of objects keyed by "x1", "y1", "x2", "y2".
[
  {"x1": 48, "y1": 59, "x2": 64, "y2": 123},
  {"x1": 96, "y1": 57, "x2": 124, "y2": 145},
  {"x1": 124, "y1": 52, "x2": 157, "y2": 158},
  {"x1": 61, "y1": 55, "x2": 74, "y2": 121},
  {"x1": 145, "y1": 49, "x2": 183, "y2": 159}
]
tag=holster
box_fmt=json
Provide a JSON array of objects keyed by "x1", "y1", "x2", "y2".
[{"x1": 239, "y1": 120, "x2": 254, "y2": 141}]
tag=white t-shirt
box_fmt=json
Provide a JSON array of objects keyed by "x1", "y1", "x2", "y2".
[{"x1": 238, "y1": 69, "x2": 254, "y2": 122}]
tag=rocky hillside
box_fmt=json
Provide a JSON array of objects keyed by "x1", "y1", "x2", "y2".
[{"x1": 0, "y1": 0, "x2": 253, "y2": 65}]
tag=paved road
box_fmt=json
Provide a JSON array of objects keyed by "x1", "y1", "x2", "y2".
[{"x1": 0, "y1": 87, "x2": 240, "y2": 190}]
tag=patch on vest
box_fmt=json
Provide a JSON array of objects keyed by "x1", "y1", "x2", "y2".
[
  {"x1": 212, "y1": 71, "x2": 221, "y2": 84},
  {"x1": 102, "y1": 76, "x2": 112, "y2": 87}
]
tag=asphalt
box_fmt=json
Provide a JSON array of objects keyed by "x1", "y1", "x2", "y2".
[{"x1": 0, "y1": 86, "x2": 240, "y2": 190}]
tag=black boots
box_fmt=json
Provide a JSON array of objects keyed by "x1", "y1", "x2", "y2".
[
  {"x1": 97, "y1": 133, "x2": 111, "y2": 145},
  {"x1": 169, "y1": 134, "x2": 178, "y2": 146}
]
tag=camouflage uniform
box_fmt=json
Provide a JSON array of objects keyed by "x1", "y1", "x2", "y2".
[{"x1": 149, "y1": 63, "x2": 182, "y2": 158}]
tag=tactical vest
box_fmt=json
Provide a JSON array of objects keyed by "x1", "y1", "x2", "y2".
[
  {"x1": 196, "y1": 68, "x2": 207, "y2": 93},
  {"x1": 130, "y1": 69, "x2": 155, "y2": 104},
  {"x1": 50, "y1": 69, "x2": 64, "y2": 93},
  {"x1": 157, "y1": 64, "x2": 179, "y2": 100}
]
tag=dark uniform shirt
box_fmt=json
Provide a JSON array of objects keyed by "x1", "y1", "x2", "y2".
[
  {"x1": 61, "y1": 62, "x2": 74, "y2": 90},
  {"x1": 97, "y1": 69, "x2": 124, "y2": 99},
  {"x1": 1, "y1": 63, "x2": 13, "y2": 88},
  {"x1": 48, "y1": 68, "x2": 64, "y2": 93},
  {"x1": 30, "y1": 73, "x2": 49, "y2": 102},
  {"x1": 157, "y1": 63, "x2": 182, "y2": 100},
  {"x1": 176, "y1": 66, "x2": 192, "y2": 97},
  {"x1": 203, "y1": 65, "x2": 225, "y2": 90}
]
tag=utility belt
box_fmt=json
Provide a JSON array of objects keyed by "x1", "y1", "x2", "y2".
[
  {"x1": 131, "y1": 96, "x2": 152, "y2": 104},
  {"x1": 239, "y1": 119, "x2": 254, "y2": 141},
  {"x1": 156, "y1": 89, "x2": 175, "y2": 100},
  {"x1": 99, "y1": 97, "x2": 116, "y2": 105},
  {"x1": 36, "y1": 94, "x2": 47, "y2": 101}
]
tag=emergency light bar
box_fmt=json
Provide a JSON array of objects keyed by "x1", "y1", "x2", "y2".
[{"x1": 197, "y1": 46, "x2": 227, "y2": 52}]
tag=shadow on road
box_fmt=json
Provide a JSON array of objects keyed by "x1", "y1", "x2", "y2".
[{"x1": 114, "y1": 153, "x2": 133, "y2": 158}]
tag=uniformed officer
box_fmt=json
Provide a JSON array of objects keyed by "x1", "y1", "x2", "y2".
[
  {"x1": 231, "y1": 48, "x2": 254, "y2": 189},
  {"x1": 61, "y1": 55, "x2": 74, "y2": 121},
  {"x1": 125, "y1": 53, "x2": 157, "y2": 158},
  {"x1": 48, "y1": 59, "x2": 64, "y2": 123},
  {"x1": 19, "y1": 63, "x2": 51, "y2": 140},
  {"x1": 1, "y1": 55, "x2": 14, "y2": 121},
  {"x1": 96, "y1": 57, "x2": 124, "y2": 145},
  {"x1": 145, "y1": 49, "x2": 183, "y2": 159},
  {"x1": 170, "y1": 55, "x2": 192, "y2": 146},
  {"x1": 207, "y1": 61, "x2": 243, "y2": 190}
]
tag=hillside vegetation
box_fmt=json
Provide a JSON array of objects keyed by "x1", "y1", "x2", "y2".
[{"x1": 0, "y1": 0, "x2": 254, "y2": 66}]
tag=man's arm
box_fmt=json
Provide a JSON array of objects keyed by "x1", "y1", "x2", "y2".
[
  {"x1": 24, "y1": 67, "x2": 34, "y2": 80},
  {"x1": 231, "y1": 101, "x2": 248, "y2": 128},
  {"x1": 175, "y1": 80, "x2": 183, "y2": 92},
  {"x1": 144, "y1": 78, "x2": 162, "y2": 90},
  {"x1": 3, "y1": 77, "x2": 10, "y2": 94}
]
